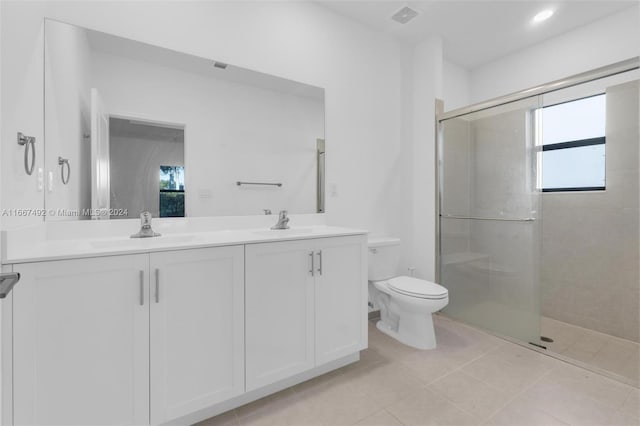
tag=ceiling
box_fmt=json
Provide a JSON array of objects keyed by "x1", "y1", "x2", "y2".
[
  {"x1": 318, "y1": 1, "x2": 638, "y2": 69},
  {"x1": 85, "y1": 25, "x2": 324, "y2": 99}
]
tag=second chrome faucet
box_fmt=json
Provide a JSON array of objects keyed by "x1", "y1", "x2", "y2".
[
  {"x1": 271, "y1": 210, "x2": 290, "y2": 230},
  {"x1": 131, "y1": 211, "x2": 161, "y2": 238}
]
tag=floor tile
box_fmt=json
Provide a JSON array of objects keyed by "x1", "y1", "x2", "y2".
[
  {"x1": 460, "y1": 347, "x2": 553, "y2": 394},
  {"x1": 542, "y1": 316, "x2": 640, "y2": 385},
  {"x1": 195, "y1": 315, "x2": 639, "y2": 426},
  {"x1": 484, "y1": 397, "x2": 568, "y2": 426},
  {"x1": 619, "y1": 388, "x2": 640, "y2": 419},
  {"x1": 522, "y1": 375, "x2": 618, "y2": 425},
  {"x1": 399, "y1": 350, "x2": 457, "y2": 384},
  {"x1": 194, "y1": 409, "x2": 238, "y2": 426},
  {"x1": 591, "y1": 339, "x2": 640, "y2": 382},
  {"x1": 354, "y1": 410, "x2": 404, "y2": 426},
  {"x1": 546, "y1": 362, "x2": 634, "y2": 409},
  {"x1": 386, "y1": 388, "x2": 477, "y2": 426},
  {"x1": 238, "y1": 394, "x2": 321, "y2": 426},
  {"x1": 606, "y1": 410, "x2": 640, "y2": 426},
  {"x1": 235, "y1": 388, "x2": 298, "y2": 420},
  {"x1": 294, "y1": 374, "x2": 381, "y2": 425},
  {"x1": 428, "y1": 371, "x2": 511, "y2": 423},
  {"x1": 343, "y1": 362, "x2": 427, "y2": 407}
]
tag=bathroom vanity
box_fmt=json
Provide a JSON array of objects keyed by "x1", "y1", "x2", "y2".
[
  {"x1": 1, "y1": 224, "x2": 367, "y2": 425},
  {"x1": 0, "y1": 16, "x2": 363, "y2": 426}
]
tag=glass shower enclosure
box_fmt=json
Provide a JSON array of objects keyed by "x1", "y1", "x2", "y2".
[
  {"x1": 436, "y1": 60, "x2": 640, "y2": 383},
  {"x1": 437, "y1": 96, "x2": 544, "y2": 346}
]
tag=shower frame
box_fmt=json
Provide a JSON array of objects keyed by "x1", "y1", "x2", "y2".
[{"x1": 434, "y1": 56, "x2": 640, "y2": 385}]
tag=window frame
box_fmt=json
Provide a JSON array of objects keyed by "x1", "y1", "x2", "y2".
[{"x1": 538, "y1": 94, "x2": 606, "y2": 193}]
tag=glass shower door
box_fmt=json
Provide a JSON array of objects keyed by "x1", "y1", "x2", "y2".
[{"x1": 438, "y1": 96, "x2": 542, "y2": 345}]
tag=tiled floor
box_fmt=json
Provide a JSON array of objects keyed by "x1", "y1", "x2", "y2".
[
  {"x1": 541, "y1": 316, "x2": 640, "y2": 386},
  {"x1": 197, "y1": 315, "x2": 639, "y2": 426}
]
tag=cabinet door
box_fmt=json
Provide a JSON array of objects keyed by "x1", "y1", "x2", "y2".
[
  {"x1": 245, "y1": 240, "x2": 315, "y2": 391},
  {"x1": 150, "y1": 246, "x2": 244, "y2": 424},
  {"x1": 13, "y1": 255, "x2": 149, "y2": 426},
  {"x1": 315, "y1": 236, "x2": 367, "y2": 365}
]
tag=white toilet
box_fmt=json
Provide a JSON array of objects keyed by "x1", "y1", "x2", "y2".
[{"x1": 369, "y1": 237, "x2": 449, "y2": 350}]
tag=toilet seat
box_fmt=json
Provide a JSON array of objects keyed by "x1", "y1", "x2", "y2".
[{"x1": 387, "y1": 276, "x2": 448, "y2": 300}]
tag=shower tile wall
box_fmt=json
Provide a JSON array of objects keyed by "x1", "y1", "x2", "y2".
[{"x1": 541, "y1": 80, "x2": 640, "y2": 343}]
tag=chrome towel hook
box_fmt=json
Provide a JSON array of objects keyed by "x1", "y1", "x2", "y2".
[
  {"x1": 58, "y1": 156, "x2": 70, "y2": 185},
  {"x1": 17, "y1": 132, "x2": 36, "y2": 175}
]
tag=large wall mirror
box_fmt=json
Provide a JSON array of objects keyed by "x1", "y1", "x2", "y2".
[{"x1": 44, "y1": 19, "x2": 325, "y2": 220}]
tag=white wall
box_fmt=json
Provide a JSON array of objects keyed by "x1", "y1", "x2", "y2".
[
  {"x1": 409, "y1": 37, "x2": 442, "y2": 281},
  {"x1": 470, "y1": 5, "x2": 640, "y2": 103},
  {"x1": 443, "y1": 60, "x2": 470, "y2": 112},
  {"x1": 0, "y1": 1, "x2": 411, "y2": 244},
  {"x1": 92, "y1": 50, "x2": 323, "y2": 217},
  {"x1": 0, "y1": 2, "x2": 47, "y2": 228}
]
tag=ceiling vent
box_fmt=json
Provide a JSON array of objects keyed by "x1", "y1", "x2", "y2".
[{"x1": 391, "y1": 6, "x2": 419, "y2": 24}]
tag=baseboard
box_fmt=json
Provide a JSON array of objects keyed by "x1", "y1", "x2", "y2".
[
  {"x1": 166, "y1": 352, "x2": 361, "y2": 426},
  {"x1": 368, "y1": 310, "x2": 380, "y2": 321}
]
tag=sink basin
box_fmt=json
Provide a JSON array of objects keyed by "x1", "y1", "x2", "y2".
[
  {"x1": 90, "y1": 234, "x2": 197, "y2": 249},
  {"x1": 252, "y1": 227, "x2": 316, "y2": 237}
]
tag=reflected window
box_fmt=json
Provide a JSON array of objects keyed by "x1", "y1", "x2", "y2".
[
  {"x1": 160, "y1": 166, "x2": 185, "y2": 217},
  {"x1": 539, "y1": 94, "x2": 606, "y2": 192}
]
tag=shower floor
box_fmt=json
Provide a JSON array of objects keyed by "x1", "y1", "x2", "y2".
[{"x1": 541, "y1": 317, "x2": 639, "y2": 386}]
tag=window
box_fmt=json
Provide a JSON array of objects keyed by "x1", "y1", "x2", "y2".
[
  {"x1": 539, "y1": 94, "x2": 606, "y2": 192},
  {"x1": 159, "y1": 166, "x2": 185, "y2": 217}
]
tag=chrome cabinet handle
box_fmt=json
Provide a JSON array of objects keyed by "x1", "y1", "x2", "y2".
[
  {"x1": 317, "y1": 250, "x2": 323, "y2": 276},
  {"x1": 139, "y1": 270, "x2": 144, "y2": 306},
  {"x1": 309, "y1": 252, "x2": 315, "y2": 276},
  {"x1": 155, "y1": 269, "x2": 160, "y2": 303}
]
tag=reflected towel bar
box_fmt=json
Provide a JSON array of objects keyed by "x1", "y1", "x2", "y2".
[
  {"x1": 441, "y1": 214, "x2": 535, "y2": 222},
  {"x1": 236, "y1": 181, "x2": 282, "y2": 187}
]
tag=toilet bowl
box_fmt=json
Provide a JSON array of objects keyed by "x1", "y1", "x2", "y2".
[{"x1": 369, "y1": 237, "x2": 449, "y2": 350}]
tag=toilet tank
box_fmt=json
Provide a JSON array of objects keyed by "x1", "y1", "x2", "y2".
[{"x1": 368, "y1": 237, "x2": 401, "y2": 281}]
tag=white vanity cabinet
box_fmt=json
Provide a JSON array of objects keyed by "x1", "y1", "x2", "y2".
[
  {"x1": 4, "y1": 230, "x2": 366, "y2": 426},
  {"x1": 10, "y1": 245, "x2": 244, "y2": 426},
  {"x1": 314, "y1": 236, "x2": 367, "y2": 365},
  {"x1": 245, "y1": 235, "x2": 367, "y2": 391},
  {"x1": 149, "y1": 247, "x2": 244, "y2": 424},
  {"x1": 245, "y1": 239, "x2": 316, "y2": 391},
  {"x1": 12, "y1": 254, "x2": 151, "y2": 426}
]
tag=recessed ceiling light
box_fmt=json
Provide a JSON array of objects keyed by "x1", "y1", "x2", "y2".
[{"x1": 532, "y1": 9, "x2": 554, "y2": 24}]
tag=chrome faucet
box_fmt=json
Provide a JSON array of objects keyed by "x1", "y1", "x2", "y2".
[
  {"x1": 131, "y1": 211, "x2": 161, "y2": 238},
  {"x1": 271, "y1": 210, "x2": 290, "y2": 230}
]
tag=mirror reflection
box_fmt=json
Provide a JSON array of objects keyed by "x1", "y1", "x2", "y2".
[{"x1": 44, "y1": 19, "x2": 325, "y2": 220}]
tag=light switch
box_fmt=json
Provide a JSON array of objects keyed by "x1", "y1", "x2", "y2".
[
  {"x1": 199, "y1": 189, "x2": 213, "y2": 199},
  {"x1": 37, "y1": 168, "x2": 44, "y2": 191}
]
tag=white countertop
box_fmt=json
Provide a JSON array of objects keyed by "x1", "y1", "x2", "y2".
[{"x1": 2, "y1": 225, "x2": 367, "y2": 264}]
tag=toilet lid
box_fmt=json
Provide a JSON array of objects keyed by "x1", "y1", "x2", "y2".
[{"x1": 387, "y1": 276, "x2": 448, "y2": 299}]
